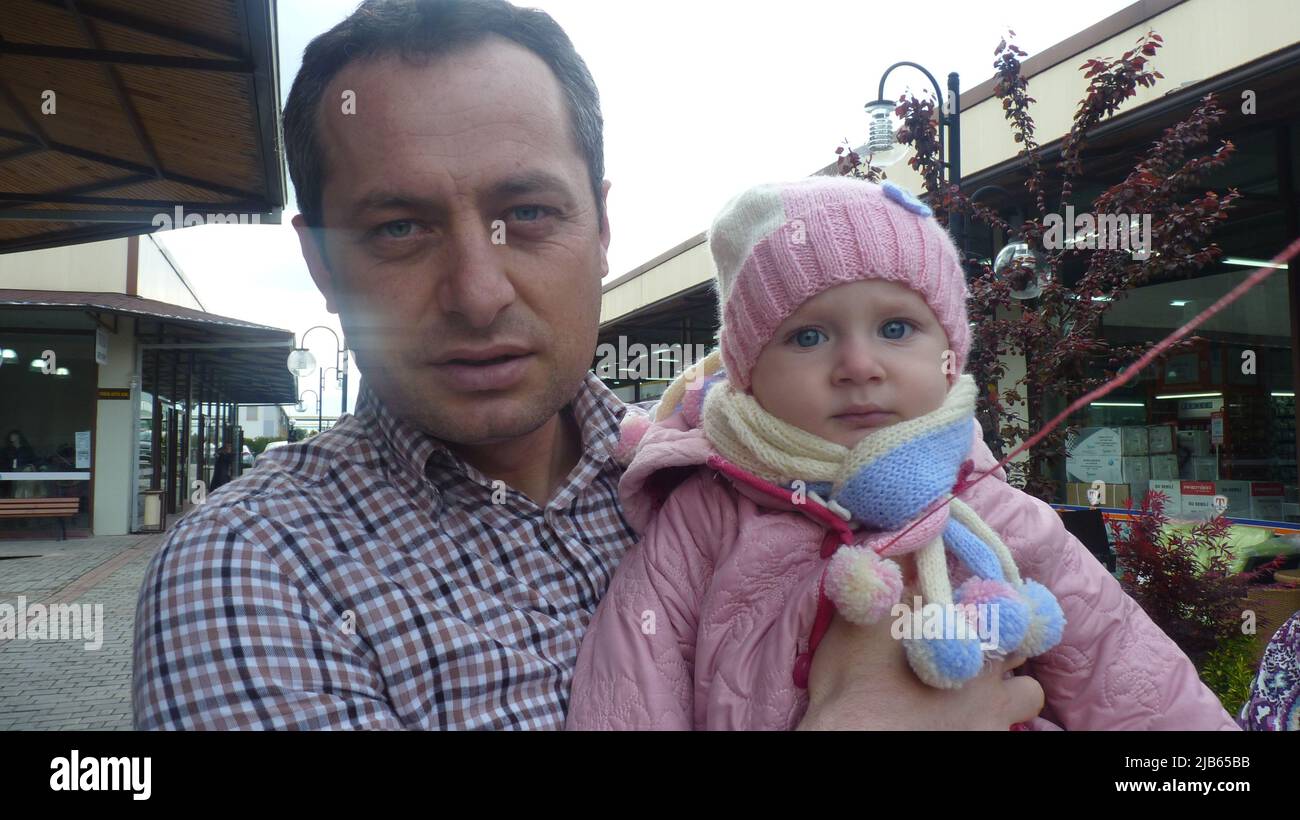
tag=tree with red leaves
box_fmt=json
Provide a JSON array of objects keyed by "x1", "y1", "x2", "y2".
[
  {"x1": 839, "y1": 30, "x2": 1241, "y2": 501},
  {"x1": 1112, "y1": 490, "x2": 1242, "y2": 664}
]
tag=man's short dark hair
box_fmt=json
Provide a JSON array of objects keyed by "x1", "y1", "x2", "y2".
[{"x1": 283, "y1": 0, "x2": 605, "y2": 228}]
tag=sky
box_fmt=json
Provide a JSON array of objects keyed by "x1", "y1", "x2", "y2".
[{"x1": 156, "y1": 0, "x2": 1138, "y2": 418}]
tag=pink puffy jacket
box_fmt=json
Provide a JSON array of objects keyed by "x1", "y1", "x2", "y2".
[{"x1": 567, "y1": 410, "x2": 1239, "y2": 731}]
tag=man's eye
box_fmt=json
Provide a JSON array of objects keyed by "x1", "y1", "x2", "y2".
[
  {"x1": 378, "y1": 220, "x2": 415, "y2": 239},
  {"x1": 881, "y1": 320, "x2": 913, "y2": 340},
  {"x1": 793, "y1": 328, "x2": 827, "y2": 348},
  {"x1": 509, "y1": 205, "x2": 547, "y2": 222}
]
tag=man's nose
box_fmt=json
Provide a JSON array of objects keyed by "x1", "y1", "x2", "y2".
[
  {"x1": 832, "y1": 335, "x2": 888, "y2": 384},
  {"x1": 437, "y1": 218, "x2": 517, "y2": 329}
]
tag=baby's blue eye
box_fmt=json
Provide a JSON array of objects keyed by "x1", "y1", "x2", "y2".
[
  {"x1": 793, "y1": 328, "x2": 826, "y2": 348},
  {"x1": 881, "y1": 320, "x2": 911, "y2": 340}
]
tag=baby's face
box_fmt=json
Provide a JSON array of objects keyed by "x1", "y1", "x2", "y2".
[{"x1": 749, "y1": 279, "x2": 953, "y2": 449}]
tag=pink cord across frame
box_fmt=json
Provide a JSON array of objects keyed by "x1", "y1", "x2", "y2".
[{"x1": 875, "y1": 236, "x2": 1300, "y2": 556}]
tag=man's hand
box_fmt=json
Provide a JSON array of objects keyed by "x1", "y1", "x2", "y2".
[{"x1": 796, "y1": 611, "x2": 1045, "y2": 730}]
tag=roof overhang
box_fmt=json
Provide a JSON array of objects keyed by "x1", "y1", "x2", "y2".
[
  {"x1": 0, "y1": 0, "x2": 285, "y2": 254},
  {"x1": 0, "y1": 288, "x2": 296, "y2": 404}
]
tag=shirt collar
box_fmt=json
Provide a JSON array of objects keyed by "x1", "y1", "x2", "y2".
[{"x1": 354, "y1": 371, "x2": 627, "y2": 487}]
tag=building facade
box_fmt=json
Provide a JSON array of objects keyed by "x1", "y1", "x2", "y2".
[
  {"x1": 0, "y1": 235, "x2": 295, "y2": 537},
  {"x1": 596, "y1": 0, "x2": 1300, "y2": 527},
  {"x1": 238, "y1": 404, "x2": 291, "y2": 441}
]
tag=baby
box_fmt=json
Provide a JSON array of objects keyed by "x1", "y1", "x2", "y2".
[{"x1": 567, "y1": 177, "x2": 1238, "y2": 730}]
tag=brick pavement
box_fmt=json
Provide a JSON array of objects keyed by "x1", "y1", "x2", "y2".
[{"x1": 0, "y1": 532, "x2": 163, "y2": 731}]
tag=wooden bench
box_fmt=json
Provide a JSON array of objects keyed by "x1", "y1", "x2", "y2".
[{"x1": 0, "y1": 497, "x2": 81, "y2": 540}]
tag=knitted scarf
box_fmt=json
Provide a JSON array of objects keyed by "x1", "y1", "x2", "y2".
[{"x1": 693, "y1": 363, "x2": 1066, "y2": 689}]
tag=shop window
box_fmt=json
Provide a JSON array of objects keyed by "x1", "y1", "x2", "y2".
[
  {"x1": 1061, "y1": 264, "x2": 1297, "y2": 522},
  {"x1": 0, "y1": 332, "x2": 95, "y2": 533}
]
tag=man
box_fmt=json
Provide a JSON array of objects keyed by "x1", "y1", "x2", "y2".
[
  {"x1": 210, "y1": 443, "x2": 234, "y2": 490},
  {"x1": 133, "y1": 0, "x2": 1041, "y2": 729}
]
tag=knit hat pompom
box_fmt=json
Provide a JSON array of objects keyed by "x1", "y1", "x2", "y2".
[
  {"x1": 954, "y1": 577, "x2": 1031, "y2": 657},
  {"x1": 902, "y1": 604, "x2": 986, "y2": 689},
  {"x1": 707, "y1": 177, "x2": 970, "y2": 391},
  {"x1": 824, "y1": 546, "x2": 904, "y2": 625},
  {"x1": 1017, "y1": 578, "x2": 1067, "y2": 657}
]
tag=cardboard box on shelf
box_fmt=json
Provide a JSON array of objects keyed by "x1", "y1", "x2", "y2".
[
  {"x1": 1147, "y1": 479, "x2": 1181, "y2": 515},
  {"x1": 1066, "y1": 429, "x2": 1154, "y2": 485},
  {"x1": 1177, "y1": 429, "x2": 1212, "y2": 457},
  {"x1": 1185, "y1": 456, "x2": 1218, "y2": 480},
  {"x1": 1068, "y1": 427, "x2": 1125, "y2": 458},
  {"x1": 1066, "y1": 482, "x2": 1130, "y2": 508},
  {"x1": 1120, "y1": 427, "x2": 1149, "y2": 456},
  {"x1": 1065, "y1": 455, "x2": 1124, "y2": 485},
  {"x1": 1122, "y1": 456, "x2": 1152, "y2": 485},
  {"x1": 1150, "y1": 454, "x2": 1179, "y2": 480},
  {"x1": 1249, "y1": 482, "x2": 1286, "y2": 520},
  {"x1": 1147, "y1": 424, "x2": 1176, "y2": 454},
  {"x1": 1179, "y1": 481, "x2": 1218, "y2": 519}
]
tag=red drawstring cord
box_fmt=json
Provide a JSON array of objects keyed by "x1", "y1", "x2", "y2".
[
  {"x1": 951, "y1": 458, "x2": 975, "y2": 496},
  {"x1": 793, "y1": 529, "x2": 848, "y2": 689}
]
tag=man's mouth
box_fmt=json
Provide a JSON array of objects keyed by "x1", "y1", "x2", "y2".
[
  {"x1": 445, "y1": 353, "x2": 520, "y2": 366},
  {"x1": 432, "y1": 346, "x2": 535, "y2": 392}
]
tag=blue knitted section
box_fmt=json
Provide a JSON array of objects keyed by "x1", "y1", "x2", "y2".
[
  {"x1": 905, "y1": 630, "x2": 984, "y2": 687},
  {"x1": 805, "y1": 481, "x2": 833, "y2": 498},
  {"x1": 943, "y1": 519, "x2": 1006, "y2": 582},
  {"x1": 832, "y1": 417, "x2": 970, "y2": 530},
  {"x1": 955, "y1": 589, "x2": 1029, "y2": 655}
]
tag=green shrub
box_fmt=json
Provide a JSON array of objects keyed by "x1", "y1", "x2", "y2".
[{"x1": 1198, "y1": 633, "x2": 1257, "y2": 717}]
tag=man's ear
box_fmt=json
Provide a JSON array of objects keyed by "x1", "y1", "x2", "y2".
[
  {"x1": 292, "y1": 213, "x2": 340, "y2": 315},
  {"x1": 598, "y1": 179, "x2": 612, "y2": 276}
]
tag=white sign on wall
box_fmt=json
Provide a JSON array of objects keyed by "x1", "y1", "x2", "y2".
[
  {"x1": 75, "y1": 430, "x2": 91, "y2": 469},
  {"x1": 95, "y1": 327, "x2": 108, "y2": 366}
]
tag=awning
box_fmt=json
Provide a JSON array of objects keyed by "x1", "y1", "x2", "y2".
[
  {"x1": 0, "y1": 0, "x2": 284, "y2": 254},
  {"x1": 0, "y1": 288, "x2": 296, "y2": 404}
]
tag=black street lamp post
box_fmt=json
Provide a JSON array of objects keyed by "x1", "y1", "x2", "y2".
[
  {"x1": 287, "y1": 326, "x2": 350, "y2": 430},
  {"x1": 297, "y1": 389, "x2": 320, "y2": 435},
  {"x1": 864, "y1": 63, "x2": 963, "y2": 248}
]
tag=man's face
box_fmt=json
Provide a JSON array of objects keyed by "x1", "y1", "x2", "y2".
[{"x1": 294, "y1": 38, "x2": 610, "y2": 445}]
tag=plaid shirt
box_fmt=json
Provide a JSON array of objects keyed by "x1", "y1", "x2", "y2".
[{"x1": 132, "y1": 373, "x2": 638, "y2": 729}]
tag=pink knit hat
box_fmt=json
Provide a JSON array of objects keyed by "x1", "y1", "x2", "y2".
[{"x1": 710, "y1": 177, "x2": 970, "y2": 391}]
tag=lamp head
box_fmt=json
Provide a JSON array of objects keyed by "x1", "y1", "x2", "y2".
[{"x1": 863, "y1": 99, "x2": 910, "y2": 168}]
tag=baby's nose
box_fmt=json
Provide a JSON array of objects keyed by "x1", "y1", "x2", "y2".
[{"x1": 833, "y1": 339, "x2": 887, "y2": 382}]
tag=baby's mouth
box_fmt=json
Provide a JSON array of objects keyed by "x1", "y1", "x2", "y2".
[{"x1": 832, "y1": 410, "x2": 895, "y2": 427}]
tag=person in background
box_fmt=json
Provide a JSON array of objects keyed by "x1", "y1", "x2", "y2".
[
  {"x1": 210, "y1": 443, "x2": 234, "y2": 490},
  {"x1": 3, "y1": 429, "x2": 37, "y2": 470},
  {"x1": 1238, "y1": 609, "x2": 1300, "y2": 730}
]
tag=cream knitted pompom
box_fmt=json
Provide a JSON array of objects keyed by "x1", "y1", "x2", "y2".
[{"x1": 823, "y1": 545, "x2": 904, "y2": 625}]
